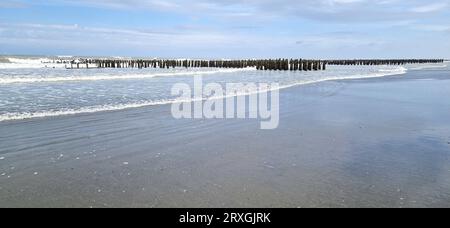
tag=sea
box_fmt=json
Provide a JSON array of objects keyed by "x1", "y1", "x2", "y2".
[{"x1": 0, "y1": 55, "x2": 447, "y2": 122}]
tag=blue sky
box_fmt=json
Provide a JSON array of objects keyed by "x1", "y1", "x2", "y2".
[{"x1": 0, "y1": 0, "x2": 449, "y2": 58}]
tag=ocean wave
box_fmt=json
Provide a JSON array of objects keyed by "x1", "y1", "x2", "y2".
[
  {"x1": 0, "y1": 68, "x2": 256, "y2": 84},
  {"x1": 408, "y1": 64, "x2": 448, "y2": 70},
  {"x1": 276, "y1": 67, "x2": 407, "y2": 91},
  {"x1": 0, "y1": 64, "x2": 64, "y2": 69},
  {"x1": 0, "y1": 67, "x2": 407, "y2": 122},
  {"x1": 0, "y1": 100, "x2": 180, "y2": 122},
  {"x1": 0, "y1": 57, "x2": 61, "y2": 69},
  {"x1": 7, "y1": 57, "x2": 53, "y2": 63},
  {"x1": 0, "y1": 57, "x2": 12, "y2": 63}
]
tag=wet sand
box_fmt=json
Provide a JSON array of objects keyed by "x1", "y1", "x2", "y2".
[{"x1": 1, "y1": 68, "x2": 450, "y2": 208}]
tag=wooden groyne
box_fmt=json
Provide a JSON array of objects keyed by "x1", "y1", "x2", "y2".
[
  {"x1": 65, "y1": 59, "x2": 328, "y2": 71},
  {"x1": 58, "y1": 58, "x2": 445, "y2": 71},
  {"x1": 325, "y1": 59, "x2": 444, "y2": 66}
]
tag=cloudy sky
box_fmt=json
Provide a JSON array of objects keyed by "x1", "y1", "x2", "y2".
[{"x1": 0, "y1": 0, "x2": 449, "y2": 58}]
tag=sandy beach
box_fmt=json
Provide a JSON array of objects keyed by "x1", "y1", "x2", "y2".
[{"x1": 1, "y1": 67, "x2": 450, "y2": 208}]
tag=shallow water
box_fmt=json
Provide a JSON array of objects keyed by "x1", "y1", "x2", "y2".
[
  {"x1": 2, "y1": 56, "x2": 441, "y2": 122},
  {"x1": 0, "y1": 67, "x2": 449, "y2": 208}
]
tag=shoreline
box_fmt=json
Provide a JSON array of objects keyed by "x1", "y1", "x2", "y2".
[{"x1": 0, "y1": 65, "x2": 413, "y2": 123}]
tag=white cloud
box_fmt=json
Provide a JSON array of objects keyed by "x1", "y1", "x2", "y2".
[
  {"x1": 57, "y1": 0, "x2": 181, "y2": 11},
  {"x1": 413, "y1": 24, "x2": 450, "y2": 32},
  {"x1": 410, "y1": 2, "x2": 448, "y2": 13},
  {"x1": 2, "y1": 0, "x2": 450, "y2": 58},
  {"x1": 0, "y1": 22, "x2": 286, "y2": 57},
  {"x1": 0, "y1": 22, "x2": 401, "y2": 58},
  {"x1": 0, "y1": 0, "x2": 27, "y2": 8},
  {"x1": 46, "y1": 0, "x2": 450, "y2": 22}
]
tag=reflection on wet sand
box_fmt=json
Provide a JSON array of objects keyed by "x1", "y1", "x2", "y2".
[{"x1": 1, "y1": 68, "x2": 450, "y2": 208}]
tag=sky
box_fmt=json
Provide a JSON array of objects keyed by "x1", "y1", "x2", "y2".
[{"x1": 0, "y1": 0, "x2": 449, "y2": 58}]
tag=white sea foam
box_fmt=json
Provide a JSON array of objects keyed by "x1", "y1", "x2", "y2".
[
  {"x1": 0, "y1": 68, "x2": 256, "y2": 84},
  {"x1": 0, "y1": 57, "x2": 62, "y2": 69},
  {"x1": 7, "y1": 57, "x2": 53, "y2": 64},
  {"x1": 0, "y1": 98, "x2": 196, "y2": 122},
  {"x1": 275, "y1": 66, "x2": 407, "y2": 91},
  {"x1": 0, "y1": 67, "x2": 407, "y2": 122},
  {"x1": 408, "y1": 64, "x2": 448, "y2": 70}
]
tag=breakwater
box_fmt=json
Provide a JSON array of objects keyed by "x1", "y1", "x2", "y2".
[{"x1": 57, "y1": 58, "x2": 445, "y2": 70}]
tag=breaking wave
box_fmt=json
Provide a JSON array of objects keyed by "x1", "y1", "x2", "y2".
[
  {"x1": 408, "y1": 64, "x2": 448, "y2": 70},
  {"x1": 0, "y1": 68, "x2": 256, "y2": 84},
  {"x1": 0, "y1": 57, "x2": 57, "y2": 69},
  {"x1": 0, "y1": 67, "x2": 407, "y2": 122}
]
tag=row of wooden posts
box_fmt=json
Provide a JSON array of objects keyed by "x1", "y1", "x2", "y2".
[
  {"x1": 89, "y1": 59, "x2": 327, "y2": 71},
  {"x1": 324, "y1": 59, "x2": 444, "y2": 66},
  {"x1": 64, "y1": 58, "x2": 445, "y2": 71}
]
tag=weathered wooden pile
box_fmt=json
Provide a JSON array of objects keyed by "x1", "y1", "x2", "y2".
[
  {"x1": 325, "y1": 59, "x2": 444, "y2": 66},
  {"x1": 61, "y1": 58, "x2": 445, "y2": 70},
  {"x1": 88, "y1": 59, "x2": 327, "y2": 71}
]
